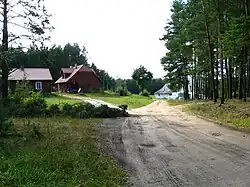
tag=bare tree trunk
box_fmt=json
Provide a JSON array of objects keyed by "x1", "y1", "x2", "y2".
[
  {"x1": 191, "y1": 74, "x2": 194, "y2": 100},
  {"x1": 215, "y1": 48, "x2": 219, "y2": 100},
  {"x1": 244, "y1": 46, "x2": 248, "y2": 102},
  {"x1": 2, "y1": 0, "x2": 9, "y2": 98},
  {"x1": 225, "y1": 58, "x2": 229, "y2": 98},
  {"x1": 184, "y1": 57, "x2": 189, "y2": 100},
  {"x1": 201, "y1": 0, "x2": 216, "y2": 102},
  {"x1": 234, "y1": 67, "x2": 238, "y2": 99},
  {"x1": 228, "y1": 58, "x2": 233, "y2": 99},
  {"x1": 239, "y1": 60, "x2": 244, "y2": 100}
]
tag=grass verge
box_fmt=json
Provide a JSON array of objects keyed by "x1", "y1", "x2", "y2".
[
  {"x1": 82, "y1": 92, "x2": 154, "y2": 109},
  {"x1": 45, "y1": 93, "x2": 83, "y2": 106},
  {"x1": 186, "y1": 101, "x2": 250, "y2": 131},
  {"x1": 166, "y1": 99, "x2": 191, "y2": 106},
  {"x1": 0, "y1": 117, "x2": 126, "y2": 186}
]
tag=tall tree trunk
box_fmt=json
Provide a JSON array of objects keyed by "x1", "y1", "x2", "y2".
[
  {"x1": 244, "y1": 68, "x2": 247, "y2": 102},
  {"x1": 225, "y1": 58, "x2": 229, "y2": 98},
  {"x1": 239, "y1": 61, "x2": 244, "y2": 100},
  {"x1": 215, "y1": 0, "x2": 224, "y2": 104},
  {"x1": 184, "y1": 57, "x2": 189, "y2": 100},
  {"x1": 2, "y1": 0, "x2": 9, "y2": 98},
  {"x1": 247, "y1": 59, "x2": 250, "y2": 96},
  {"x1": 201, "y1": 0, "x2": 216, "y2": 102},
  {"x1": 228, "y1": 58, "x2": 233, "y2": 99},
  {"x1": 234, "y1": 67, "x2": 238, "y2": 99},
  {"x1": 244, "y1": 0, "x2": 249, "y2": 102},
  {"x1": 244, "y1": 46, "x2": 248, "y2": 102},
  {"x1": 215, "y1": 48, "x2": 219, "y2": 100},
  {"x1": 191, "y1": 74, "x2": 194, "y2": 100},
  {"x1": 218, "y1": 34, "x2": 224, "y2": 104}
]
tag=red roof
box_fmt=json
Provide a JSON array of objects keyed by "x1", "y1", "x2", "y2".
[
  {"x1": 55, "y1": 65, "x2": 99, "y2": 84},
  {"x1": 61, "y1": 68, "x2": 74, "y2": 74}
]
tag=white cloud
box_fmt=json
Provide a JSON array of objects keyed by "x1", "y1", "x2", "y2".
[{"x1": 45, "y1": 0, "x2": 171, "y2": 79}]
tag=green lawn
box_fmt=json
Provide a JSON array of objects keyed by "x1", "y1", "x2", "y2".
[
  {"x1": 82, "y1": 92, "x2": 154, "y2": 109},
  {"x1": 186, "y1": 101, "x2": 250, "y2": 131},
  {"x1": 166, "y1": 99, "x2": 191, "y2": 106},
  {"x1": 0, "y1": 117, "x2": 126, "y2": 186},
  {"x1": 45, "y1": 94, "x2": 83, "y2": 106}
]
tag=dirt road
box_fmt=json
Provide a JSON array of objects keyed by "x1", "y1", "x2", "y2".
[{"x1": 100, "y1": 100, "x2": 250, "y2": 187}]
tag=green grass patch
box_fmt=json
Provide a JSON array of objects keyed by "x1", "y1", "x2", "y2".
[
  {"x1": 45, "y1": 94, "x2": 83, "y2": 106},
  {"x1": 82, "y1": 92, "x2": 154, "y2": 109},
  {"x1": 166, "y1": 99, "x2": 191, "y2": 106},
  {"x1": 0, "y1": 117, "x2": 126, "y2": 186},
  {"x1": 186, "y1": 101, "x2": 250, "y2": 130}
]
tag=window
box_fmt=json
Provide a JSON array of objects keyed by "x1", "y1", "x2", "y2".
[{"x1": 35, "y1": 82, "x2": 42, "y2": 90}]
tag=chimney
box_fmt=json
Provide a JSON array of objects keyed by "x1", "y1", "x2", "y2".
[
  {"x1": 20, "y1": 65, "x2": 24, "y2": 71},
  {"x1": 74, "y1": 64, "x2": 77, "y2": 69}
]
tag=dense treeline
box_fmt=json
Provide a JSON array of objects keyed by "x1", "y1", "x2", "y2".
[
  {"x1": 116, "y1": 78, "x2": 165, "y2": 95},
  {"x1": 161, "y1": 0, "x2": 250, "y2": 103},
  {"x1": 8, "y1": 43, "x2": 116, "y2": 91}
]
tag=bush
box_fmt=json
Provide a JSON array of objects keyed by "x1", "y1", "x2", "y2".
[
  {"x1": 62, "y1": 103, "x2": 96, "y2": 118},
  {"x1": 23, "y1": 92, "x2": 47, "y2": 117},
  {"x1": 47, "y1": 104, "x2": 61, "y2": 116},
  {"x1": 116, "y1": 87, "x2": 130, "y2": 96},
  {"x1": 141, "y1": 89, "x2": 149, "y2": 97},
  {"x1": 12, "y1": 80, "x2": 32, "y2": 104},
  {"x1": 92, "y1": 105, "x2": 128, "y2": 118},
  {"x1": 118, "y1": 104, "x2": 128, "y2": 111},
  {"x1": 62, "y1": 103, "x2": 73, "y2": 115},
  {"x1": 6, "y1": 89, "x2": 129, "y2": 119}
]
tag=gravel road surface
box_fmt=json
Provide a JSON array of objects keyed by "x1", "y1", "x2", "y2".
[{"x1": 100, "y1": 100, "x2": 250, "y2": 187}]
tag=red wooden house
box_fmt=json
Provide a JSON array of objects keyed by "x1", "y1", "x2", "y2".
[{"x1": 55, "y1": 65, "x2": 100, "y2": 92}]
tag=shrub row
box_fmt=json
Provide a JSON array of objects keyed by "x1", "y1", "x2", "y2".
[
  {"x1": 6, "y1": 92, "x2": 128, "y2": 118},
  {"x1": 47, "y1": 103, "x2": 128, "y2": 118}
]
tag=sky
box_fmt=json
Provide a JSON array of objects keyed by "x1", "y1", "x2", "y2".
[{"x1": 45, "y1": 0, "x2": 172, "y2": 79}]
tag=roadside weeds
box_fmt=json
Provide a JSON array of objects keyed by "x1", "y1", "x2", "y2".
[{"x1": 184, "y1": 102, "x2": 250, "y2": 133}]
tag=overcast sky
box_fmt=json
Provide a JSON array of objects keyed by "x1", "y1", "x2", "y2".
[{"x1": 45, "y1": 0, "x2": 172, "y2": 79}]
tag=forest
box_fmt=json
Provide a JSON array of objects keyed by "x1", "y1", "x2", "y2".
[
  {"x1": 5, "y1": 43, "x2": 116, "y2": 91},
  {"x1": 161, "y1": 0, "x2": 250, "y2": 103}
]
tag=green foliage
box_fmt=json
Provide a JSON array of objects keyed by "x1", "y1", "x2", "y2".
[
  {"x1": 12, "y1": 80, "x2": 32, "y2": 102},
  {"x1": 0, "y1": 100, "x2": 13, "y2": 137},
  {"x1": 93, "y1": 105, "x2": 128, "y2": 118},
  {"x1": 118, "y1": 104, "x2": 128, "y2": 111},
  {"x1": 141, "y1": 89, "x2": 150, "y2": 97},
  {"x1": 1, "y1": 0, "x2": 53, "y2": 98},
  {"x1": 47, "y1": 104, "x2": 61, "y2": 116},
  {"x1": 62, "y1": 103, "x2": 73, "y2": 115},
  {"x1": 126, "y1": 79, "x2": 141, "y2": 94},
  {"x1": 116, "y1": 86, "x2": 130, "y2": 96},
  {"x1": 91, "y1": 63, "x2": 116, "y2": 91},
  {"x1": 23, "y1": 92, "x2": 48, "y2": 117},
  {"x1": 8, "y1": 44, "x2": 114, "y2": 91},
  {"x1": 161, "y1": 0, "x2": 250, "y2": 102},
  {"x1": 186, "y1": 101, "x2": 250, "y2": 129},
  {"x1": 132, "y1": 65, "x2": 153, "y2": 91},
  {"x1": 116, "y1": 78, "x2": 165, "y2": 95}
]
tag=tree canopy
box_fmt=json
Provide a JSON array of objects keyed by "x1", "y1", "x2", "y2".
[
  {"x1": 1, "y1": 0, "x2": 53, "y2": 97},
  {"x1": 161, "y1": 0, "x2": 250, "y2": 102},
  {"x1": 5, "y1": 43, "x2": 115, "y2": 91},
  {"x1": 132, "y1": 65, "x2": 153, "y2": 92}
]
